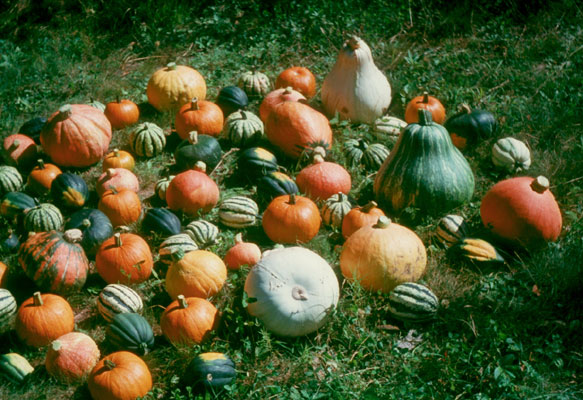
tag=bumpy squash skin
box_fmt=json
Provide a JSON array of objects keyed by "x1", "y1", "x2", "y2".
[{"x1": 373, "y1": 110, "x2": 475, "y2": 216}]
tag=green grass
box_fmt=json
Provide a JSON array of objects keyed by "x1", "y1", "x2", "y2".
[{"x1": 1, "y1": 0, "x2": 583, "y2": 398}]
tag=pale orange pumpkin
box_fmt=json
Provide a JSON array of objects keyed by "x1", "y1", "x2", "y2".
[
  {"x1": 102, "y1": 148, "x2": 135, "y2": 171},
  {"x1": 262, "y1": 193, "x2": 321, "y2": 244},
  {"x1": 296, "y1": 148, "x2": 352, "y2": 201},
  {"x1": 96, "y1": 168, "x2": 140, "y2": 197},
  {"x1": 259, "y1": 87, "x2": 306, "y2": 123},
  {"x1": 104, "y1": 98, "x2": 140, "y2": 130},
  {"x1": 174, "y1": 98, "x2": 224, "y2": 139},
  {"x1": 46, "y1": 332, "x2": 100, "y2": 383},
  {"x1": 147, "y1": 62, "x2": 207, "y2": 111},
  {"x1": 165, "y1": 249, "x2": 227, "y2": 299},
  {"x1": 98, "y1": 188, "x2": 142, "y2": 227},
  {"x1": 224, "y1": 233, "x2": 262, "y2": 270},
  {"x1": 404, "y1": 92, "x2": 446, "y2": 124},
  {"x1": 160, "y1": 295, "x2": 219, "y2": 346},
  {"x1": 275, "y1": 67, "x2": 317, "y2": 99},
  {"x1": 26, "y1": 159, "x2": 62, "y2": 195},
  {"x1": 166, "y1": 162, "x2": 219, "y2": 216},
  {"x1": 341, "y1": 201, "x2": 386, "y2": 239},
  {"x1": 96, "y1": 232, "x2": 153, "y2": 285}
]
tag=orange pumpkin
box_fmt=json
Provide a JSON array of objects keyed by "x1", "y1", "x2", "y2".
[
  {"x1": 341, "y1": 201, "x2": 386, "y2": 239},
  {"x1": 404, "y1": 92, "x2": 446, "y2": 124},
  {"x1": 40, "y1": 104, "x2": 112, "y2": 167},
  {"x1": 259, "y1": 87, "x2": 306, "y2": 123},
  {"x1": 98, "y1": 188, "x2": 142, "y2": 227},
  {"x1": 104, "y1": 98, "x2": 140, "y2": 130},
  {"x1": 275, "y1": 67, "x2": 317, "y2": 99},
  {"x1": 96, "y1": 168, "x2": 139, "y2": 197},
  {"x1": 262, "y1": 193, "x2": 321, "y2": 244},
  {"x1": 88, "y1": 351, "x2": 153, "y2": 400},
  {"x1": 224, "y1": 233, "x2": 262, "y2": 270},
  {"x1": 147, "y1": 62, "x2": 207, "y2": 111},
  {"x1": 2, "y1": 133, "x2": 38, "y2": 168},
  {"x1": 480, "y1": 176, "x2": 562, "y2": 249},
  {"x1": 0, "y1": 261, "x2": 8, "y2": 288},
  {"x1": 165, "y1": 249, "x2": 227, "y2": 299},
  {"x1": 160, "y1": 295, "x2": 219, "y2": 346},
  {"x1": 15, "y1": 292, "x2": 75, "y2": 347},
  {"x1": 26, "y1": 159, "x2": 62, "y2": 195},
  {"x1": 102, "y1": 149, "x2": 135, "y2": 171},
  {"x1": 296, "y1": 149, "x2": 352, "y2": 201},
  {"x1": 265, "y1": 101, "x2": 333, "y2": 159},
  {"x1": 96, "y1": 233, "x2": 153, "y2": 285},
  {"x1": 46, "y1": 332, "x2": 100, "y2": 383},
  {"x1": 174, "y1": 98, "x2": 224, "y2": 139},
  {"x1": 166, "y1": 162, "x2": 219, "y2": 216}
]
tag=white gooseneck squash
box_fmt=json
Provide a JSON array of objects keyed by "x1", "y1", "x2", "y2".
[
  {"x1": 322, "y1": 35, "x2": 392, "y2": 124},
  {"x1": 244, "y1": 246, "x2": 339, "y2": 337}
]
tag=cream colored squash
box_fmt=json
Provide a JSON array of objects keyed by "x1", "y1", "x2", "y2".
[
  {"x1": 491, "y1": 137, "x2": 531, "y2": 172},
  {"x1": 322, "y1": 36, "x2": 392, "y2": 124}
]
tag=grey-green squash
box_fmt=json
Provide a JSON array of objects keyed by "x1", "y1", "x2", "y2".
[
  {"x1": 129, "y1": 122, "x2": 166, "y2": 158},
  {"x1": 23, "y1": 203, "x2": 64, "y2": 232},
  {"x1": 0, "y1": 166, "x2": 23, "y2": 196},
  {"x1": 222, "y1": 110, "x2": 264, "y2": 148},
  {"x1": 0, "y1": 289, "x2": 17, "y2": 330}
]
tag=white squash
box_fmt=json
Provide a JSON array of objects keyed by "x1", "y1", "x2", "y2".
[
  {"x1": 491, "y1": 137, "x2": 531, "y2": 172},
  {"x1": 244, "y1": 246, "x2": 339, "y2": 337},
  {"x1": 322, "y1": 35, "x2": 392, "y2": 124}
]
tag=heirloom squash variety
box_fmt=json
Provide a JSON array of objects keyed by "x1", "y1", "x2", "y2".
[
  {"x1": 275, "y1": 67, "x2": 317, "y2": 99},
  {"x1": 388, "y1": 282, "x2": 439, "y2": 322},
  {"x1": 165, "y1": 249, "x2": 227, "y2": 299},
  {"x1": 435, "y1": 214, "x2": 469, "y2": 248},
  {"x1": 166, "y1": 163, "x2": 220, "y2": 216},
  {"x1": 158, "y1": 233, "x2": 198, "y2": 265},
  {"x1": 160, "y1": 295, "x2": 219, "y2": 345},
  {"x1": 262, "y1": 194, "x2": 321, "y2": 244},
  {"x1": 15, "y1": 292, "x2": 75, "y2": 347},
  {"x1": 341, "y1": 201, "x2": 386, "y2": 239},
  {"x1": 147, "y1": 62, "x2": 207, "y2": 111},
  {"x1": 218, "y1": 196, "x2": 259, "y2": 228},
  {"x1": 50, "y1": 172, "x2": 89, "y2": 208},
  {"x1": 373, "y1": 115, "x2": 408, "y2": 141},
  {"x1": 0, "y1": 353, "x2": 34, "y2": 383},
  {"x1": 65, "y1": 208, "x2": 113, "y2": 256},
  {"x1": 449, "y1": 238, "x2": 505, "y2": 263},
  {"x1": 322, "y1": 35, "x2": 392, "y2": 124},
  {"x1": 183, "y1": 219, "x2": 219, "y2": 248},
  {"x1": 321, "y1": 192, "x2": 353, "y2": 228},
  {"x1": 0, "y1": 288, "x2": 17, "y2": 329},
  {"x1": 23, "y1": 203, "x2": 64, "y2": 233},
  {"x1": 45, "y1": 332, "x2": 100, "y2": 383},
  {"x1": 88, "y1": 351, "x2": 153, "y2": 400},
  {"x1": 129, "y1": 122, "x2": 167, "y2": 158},
  {"x1": 0, "y1": 165, "x2": 23, "y2": 196},
  {"x1": 19, "y1": 229, "x2": 88, "y2": 294},
  {"x1": 102, "y1": 149, "x2": 135, "y2": 171},
  {"x1": 0, "y1": 191, "x2": 38, "y2": 220},
  {"x1": 216, "y1": 85, "x2": 249, "y2": 117},
  {"x1": 237, "y1": 147, "x2": 278, "y2": 179},
  {"x1": 40, "y1": 104, "x2": 112, "y2": 167},
  {"x1": 265, "y1": 101, "x2": 333, "y2": 159},
  {"x1": 155, "y1": 175, "x2": 174, "y2": 202},
  {"x1": 256, "y1": 171, "x2": 299, "y2": 202},
  {"x1": 296, "y1": 149, "x2": 352, "y2": 201},
  {"x1": 107, "y1": 313, "x2": 155, "y2": 355},
  {"x1": 259, "y1": 86, "x2": 306, "y2": 123},
  {"x1": 222, "y1": 110, "x2": 265, "y2": 148},
  {"x1": 480, "y1": 176, "x2": 562, "y2": 249},
  {"x1": 142, "y1": 207, "x2": 182, "y2": 237},
  {"x1": 186, "y1": 352, "x2": 236, "y2": 389},
  {"x1": 174, "y1": 131, "x2": 222, "y2": 172},
  {"x1": 104, "y1": 98, "x2": 140, "y2": 130},
  {"x1": 98, "y1": 188, "x2": 142, "y2": 227},
  {"x1": 404, "y1": 92, "x2": 446, "y2": 124},
  {"x1": 96, "y1": 168, "x2": 139, "y2": 197},
  {"x1": 224, "y1": 233, "x2": 261, "y2": 270},
  {"x1": 374, "y1": 109, "x2": 475, "y2": 215},
  {"x1": 340, "y1": 216, "x2": 427, "y2": 293},
  {"x1": 344, "y1": 138, "x2": 390, "y2": 170},
  {"x1": 26, "y1": 159, "x2": 62, "y2": 195},
  {"x1": 97, "y1": 284, "x2": 143, "y2": 322},
  {"x1": 175, "y1": 98, "x2": 224, "y2": 139},
  {"x1": 2, "y1": 134, "x2": 38, "y2": 169},
  {"x1": 244, "y1": 246, "x2": 339, "y2": 336},
  {"x1": 491, "y1": 137, "x2": 531, "y2": 172},
  {"x1": 444, "y1": 104, "x2": 497, "y2": 150},
  {"x1": 238, "y1": 70, "x2": 272, "y2": 97},
  {"x1": 96, "y1": 233, "x2": 153, "y2": 284}
]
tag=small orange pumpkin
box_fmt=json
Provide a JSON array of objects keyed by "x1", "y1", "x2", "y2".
[
  {"x1": 46, "y1": 332, "x2": 100, "y2": 383},
  {"x1": 165, "y1": 249, "x2": 227, "y2": 299},
  {"x1": 296, "y1": 148, "x2": 352, "y2": 201},
  {"x1": 404, "y1": 92, "x2": 446, "y2": 124},
  {"x1": 104, "y1": 98, "x2": 140, "y2": 130},
  {"x1": 160, "y1": 295, "x2": 219, "y2": 346},
  {"x1": 341, "y1": 201, "x2": 386, "y2": 239},
  {"x1": 2, "y1": 133, "x2": 38, "y2": 168},
  {"x1": 96, "y1": 168, "x2": 139, "y2": 197},
  {"x1": 0, "y1": 261, "x2": 9, "y2": 288},
  {"x1": 166, "y1": 162, "x2": 219, "y2": 216},
  {"x1": 224, "y1": 233, "x2": 262, "y2": 270},
  {"x1": 26, "y1": 159, "x2": 62, "y2": 195},
  {"x1": 262, "y1": 193, "x2": 321, "y2": 244},
  {"x1": 102, "y1": 148, "x2": 135, "y2": 171},
  {"x1": 275, "y1": 67, "x2": 317, "y2": 99},
  {"x1": 174, "y1": 98, "x2": 224, "y2": 139},
  {"x1": 98, "y1": 188, "x2": 142, "y2": 227},
  {"x1": 96, "y1": 232, "x2": 153, "y2": 285}
]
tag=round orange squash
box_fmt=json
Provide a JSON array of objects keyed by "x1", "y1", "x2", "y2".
[
  {"x1": 96, "y1": 168, "x2": 140, "y2": 197},
  {"x1": 259, "y1": 86, "x2": 306, "y2": 123},
  {"x1": 46, "y1": 332, "x2": 100, "y2": 383},
  {"x1": 404, "y1": 92, "x2": 446, "y2": 124},
  {"x1": 26, "y1": 159, "x2": 62, "y2": 195},
  {"x1": 224, "y1": 233, "x2": 262, "y2": 270},
  {"x1": 2, "y1": 133, "x2": 38, "y2": 168},
  {"x1": 296, "y1": 149, "x2": 352, "y2": 201},
  {"x1": 275, "y1": 67, "x2": 317, "y2": 99},
  {"x1": 98, "y1": 188, "x2": 142, "y2": 227},
  {"x1": 174, "y1": 98, "x2": 224, "y2": 139},
  {"x1": 160, "y1": 295, "x2": 219, "y2": 346},
  {"x1": 96, "y1": 233, "x2": 153, "y2": 285},
  {"x1": 165, "y1": 249, "x2": 227, "y2": 299},
  {"x1": 104, "y1": 98, "x2": 140, "y2": 130},
  {"x1": 262, "y1": 193, "x2": 321, "y2": 244},
  {"x1": 102, "y1": 149, "x2": 135, "y2": 171},
  {"x1": 341, "y1": 201, "x2": 386, "y2": 239},
  {"x1": 165, "y1": 163, "x2": 219, "y2": 216}
]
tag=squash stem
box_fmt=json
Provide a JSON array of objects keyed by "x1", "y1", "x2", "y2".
[
  {"x1": 177, "y1": 295, "x2": 188, "y2": 309},
  {"x1": 234, "y1": 232, "x2": 244, "y2": 244},
  {"x1": 104, "y1": 359, "x2": 117, "y2": 370},
  {"x1": 190, "y1": 98, "x2": 199, "y2": 110},
  {"x1": 288, "y1": 193, "x2": 296, "y2": 205},
  {"x1": 531, "y1": 176, "x2": 550, "y2": 193},
  {"x1": 36, "y1": 159, "x2": 46, "y2": 169},
  {"x1": 422, "y1": 91, "x2": 429, "y2": 104},
  {"x1": 373, "y1": 216, "x2": 391, "y2": 229},
  {"x1": 114, "y1": 233, "x2": 122, "y2": 247},
  {"x1": 33, "y1": 291, "x2": 43, "y2": 306},
  {"x1": 361, "y1": 201, "x2": 378, "y2": 213},
  {"x1": 188, "y1": 131, "x2": 199, "y2": 144}
]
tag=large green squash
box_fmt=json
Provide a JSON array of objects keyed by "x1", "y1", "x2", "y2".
[
  {"x1": 373, "y1": 109, "x2": 475, "y2": 216},
  {"x1": 174, "y1": 131, "x2": 222, "y2": 172}
]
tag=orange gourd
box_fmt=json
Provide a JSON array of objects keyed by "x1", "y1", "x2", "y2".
[
  {"x1": 165, "y1": 249, "x2": 227, "y2": 299},
  {"x1": 98, "y1": 188, "x2": 142, "y2": 227},
  {"x1": 26, "y1": 159, "x2": 62, "y2": 195},
  {"x1": 96, "y1": 232, "x2": 153, "y2": 285},
  {"x1": 0, "y1": 261, "x2": 7, "y2": 287},
  {"x1": 96, "y1": 168, "x2": 140, "y2": 197},
  {"x1": 275, "y1": 67, "x2": 317, "y2": 99},
  {"x1": 224, "y1": 233, "x2": 262, "y2": 270},
  {"x1": 104, "y1": 98, "x2": 140, "y2": 130},
  {"x1": 102, "y1": 149, "x2": 135, "y2": 171},
  {"x1": 160, "y1": 295, "x2": 219, "y2": 346},
  {"x1": 166, "y1": 162, "x2": 219, "y2": 216},
  {"x1": 341, "y1": 201, "x2": 386, "y2": 239},
  {"x1": 259, "y1": 87, "x2": 306, "y2": 123},
  {"x1": 404, "y1": 92, "x2": 446, "y2": 124},
  {"x1": 296, "y1": 148, "x2": 352, "y2": 201},
  {"x1": 262, "y1": 194, "x2": 321, "y2": 244},
  {"x1": 46, "y1": 332, "x2": 100, "y2": 383},
  {"x1": 175, "y1": 98, "x2": 224, "y2": 139}
]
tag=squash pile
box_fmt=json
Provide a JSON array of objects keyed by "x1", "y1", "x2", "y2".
[{"x1": 0, "y1": 33, "x2": 565, "y2": 398}]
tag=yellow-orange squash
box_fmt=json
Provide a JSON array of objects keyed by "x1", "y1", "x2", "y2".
[
  {"x1": 147, "y1": 62, "x2": 207, "y2": 111},
  {"x1": 165, "y1": 249, "x2": 227, "y2": 299}
]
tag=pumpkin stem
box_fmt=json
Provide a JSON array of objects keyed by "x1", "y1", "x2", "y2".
[
  {"x1": 361, "y1": 201, "x2": 378, "y2": 213},
  {"x1": 346, "y1": 35, "x2": 360, "y2": 50},
  {"x1": 188, "y1": 131, "x2": 199, "y2": 145},
  {"x1": 82, "y1": 218, "x2": 92, "y2": 228},
  {"x1": 422, "y1": 91, "x2": 429, "y2": 104},
  {"x1": 291, "y1": 286, "x2": 309, "y2": 301},
  {"x1": 418, "y1": 109, "x2": 433, "y2": 125},
  {"x1": 114, "y1": 232, "x2": 122, "y2": 247},
  {"x1": 63, "y1": 229, "x2": 83, "y2": 243},
  {"x1": 51, "y1": 340, "x2": 62, "y2": 352},
  {"x1": 104, "y1": 359, "x2": 117, "y2": 370},
  {"x1": 373, "y1": 216, "x2": 392, "y2": 229},
  {"x1": 106, "y1": 168, "x2": 117, "y2": 178},
  {"x1": 59, "y1": 104, "x2": 73, "y2": 117},
  {"x1": 171, "y1": 248, "x2": 185, "y2": 262},
  {"x1": 288, "y1": 193, "x2": 296, "y2": 205},
  {"x1": 177, "y1": 294, "x2": 188, "y2": 309},
  {"x1": 116, "y1": 95, "x2": 121, "y2": 103},
  {"x1": 113, "y1": 148, "x2": 120, "y2": 157},
  {"x1": 284, "y1": 86, "x2": 293, "y2": 94},
  {"x1": 36, "y1": 159, "x2": 46, "y2": 169},
  {"x1": 190, "y1": 98, "x2": 199, "y2": 110},
  {"x1": 234, "y1": 232, "x2": 244, "y2": 244},
  {"x1": 531, "y1": 176, "x2": 550, "y2": 193},
  {"x1": 166, "y1": 62, "x2": 177, "y2": 70},
  {"x1": 193, "y1": 161, "x2": 207, "y2": 173},
  {"x1": 33, "y1": 291, "x2": 43, "y2": 306},
  {"x1": 459, "y1": 103, "x2": 472, "y2": 114}
]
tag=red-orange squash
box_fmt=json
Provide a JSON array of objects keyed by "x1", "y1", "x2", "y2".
[
  {"x1": 160, "y1": 295, "x2": 219, "y2": 346},
  {"x1": 480, "y1": 176, "x2": 562, "y2": 249},
  {"x1": 2, "y1": 134, "x2": 38, "y2": 168},
  {"x1": 275, "y1": 67, "x2": 317, "y2": 99},
  {"x1": 166, "y1": 163, "x2": 219, "y2": 216},
  {"x1": 104, "y1": 98, "x2": 140, "y2": 130},
  {"x1": 224, "y1": 233, "x2": 261, "y2": 270},
  {"x1": 96, "y1": 233, "x2": 153, "y2": 285},
  {"x1": 259, "y1": 87, "x2": 306, "y2": 123},
  {"x1": 404, "y1": 92, "x2": 446, "y2": 124},
  {"x1": 40, "y1": 104, "x2": 112, "y2": 167},
  {"x1": 296, "y1": 150, "x2": 352, "y2": 201},
  {"x1": 46, "y1": 332, "x2": 100, "y2": 383},
  {"x1": 175, "y1": 98, "x2": 224, "y2": 139},
  {"x1": 98, "y1": 188, "x2": 142, "y2": 227},
  {"x1": 96, "y1": 168, "x2": 140, "y2": 197},
  {"x1": 165, "y1": 249, "x2": 227, "y2": 299},
  {"x1": 262, "y1": 194, "x2": 321, "y2": 244},
  {"x1": 0, "y1": 261, "x2": 8, "y2": 288}
]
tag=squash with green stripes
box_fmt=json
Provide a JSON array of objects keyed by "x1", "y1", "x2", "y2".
[
  {"x1": 388, "y1": 282, "x2": 439, "y2": 322},
  {"x1": 222, "y1": 110, "x2": 264, "y2": 148},
  {"x1": 0, "y1": 353, "x2": 34, "y2": 383},
  {"x1": 0, "y1": 191, "x2": 38, "y2": 220},
  {"x1": 186, "y1": 352, "x2": 236, "y2": 389},
  {"x1": 23, "y1": 203, "x2": 63, "y2": 232},
  {"x1": 0, "y1": 288, "x2": 17, "y2": 330},
  {"x1": 321, "y1": 193, "x2": 353, "y2": 228},
  {"x1": 107, "y1": 313, "x2": 155, "y2": 355},
  {"x1": 435, "y1": 214, "x2": 469, "y2": 248},
  {"x1": 237, "y1": 147, "x2": 278, "y2": 179},
  {"x1": 129, "y1": 122, "x2": 166, "y2": 158},
  {"x1": 218, "y1": 196, "x2": 259, "y2": 228},
  {"x1": 158, "y1": 233, "x2": 198, "y2": 265},
  {"x1": 184, "y1": 220, "x2": 219, "y2": 249},
  {"x1": 97, "y1": 283, "x2": 144, "y2": 322},
  {"x1": 0, "y1": 166, "x2": 23, "y2": 196}
]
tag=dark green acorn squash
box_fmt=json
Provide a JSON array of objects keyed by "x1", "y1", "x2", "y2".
[
  {"x1": 107, "y1": 312, "x2": 155, "y2": 355},
  {"x1": 174, "y1": 131, "x2": 223, "y2": 172},
  {"x1": 444, "y1": 104, "x2": 497, "y2": 150},
  {"x1": 50, "y1": 173, "x2": 89, "y2": 209},
  {"x1": 186, "y1": 352, "x2": 236, "y2": 389},
  {"x1": 237, "y1": 147, "x2": 278, "y2": 180},
  {"x1": 257, "y1": 171, "x2": 298, "y2": 201},
  {"x1": 65, "y1": 208, "x2": 113, "y2": 256},
  {"x1": 216, "y1": 85, "x2": 249, "y2": 117},
  {"x1": 0, "y1": 192, "x2": 38, "y2": 220},
  {"x1": 373, "y1": 109, "x2": 475, "y2": 216},
  {"x1": 19, "y1": 117, "x2": 47, "y2": 144},
  {"x1": 142, "y1": 207, "x2": 182, "y2": 237}
]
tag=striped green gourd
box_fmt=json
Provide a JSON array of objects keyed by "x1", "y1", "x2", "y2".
[
  {"x1": 184, "y1": 219, "x2": 219, "y2": 248},
  {"x1": 129, "y1": 122, "x2": 166, "y2": 158},
  {"x1": 321, "y1": 192, "x2": 353, "y2": 228},
  {"x1": 158, "y1": 233, "x2": 198, "y2": 265},
  {"x1": 218, "y1": 196, "x2": 259, "y2": 228},
  {"x1": 435, "y1": 214, "x2": 469, "y2": 248},
  {"x1": 155, "y1": 175, "x2": 174, "y2": 202},
  {"x1": 362, "y1": 143, "x2": 390, "y2": 170},
  {"x1": 222, "y1": 110, "x2": 264, "y2": 148},
  {"x1": 97, "y1": 283, "x2": 144, "y2": 322},
  {"x1": 373, "y1": 115, "x2": 407, "y2": 141},
  {"x1": 0, "y1": 191, "x2": 38, "y2": 220},
  {"x1": 0, "y1": 288, "x2": 17, "y2": 330},
  {"x1": 388, "y1": 282, "x2": 439, "y2": 322},
  {"x1": 107, "y1": 312, "x2": 155, "y2": 355},
  {"x1": 373, "y1": 109, "x2": 475, "y2": 216},
  {"x1": 0, "y1": 353, "x2": 34, "y2": 383},
  {"x1": 23, "y1": 203, "x2": 64, "y2": 233},
  {"x1": 0, "y1": 166, "x2": 23, "y2": 196}
]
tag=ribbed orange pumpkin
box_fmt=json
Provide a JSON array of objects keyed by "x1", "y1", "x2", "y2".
[
  {"x1": 96, "y1": 168, "x2": 140, "y2": 197},
  {"x1": 96, "y1": 233, "x2": 153, "y2": 285},
  {"x1": 160, "y1": 295, "x2": 219, "y2": 346},
  {"x1": 174, "y1": 98, "x2": 224, "y2": 139},
  {"x1": 0, "y1": 261, "x2": 8, "y2": 288},
  {"x1": 26, "y1": 159, "x2": 62, "y2": 195},
  {"x1": 275, "y1": 67, "x2": 317, "y2": 99},
  {"x1": 15, "y1": 292, "x2": 75, "y2": 347},
  {"x1": 102, "y1": 149, "x2": 135, "y2": 171},
  {"x1": 224, "y1": 233, "x2": 262, "y2": 270},
  {"x1": 166, "y1": 163, "x2": 219, "y2": 216},
  {"x1": 265, "y1": 101, "x2": 333, "y2": 159},
  {"x1": 104, "y1": 98, "x2": 140, "y2": 130},
  {"x1": 341, "y1": 201, "x2": 386, "y2": 239},
  {"x1": 98, "y1": 188, "x2": 142, "y2": 227},
  {"x1": 262, "y1": 194, "x2": 321, "y2": 244},
  {"x1": 46, "y1": 332, "x2": 100, "y2": 383},
  {"x1": 296, "y1": 149, "x2": 352, "y2": 201},
  {"x1": 40, "y1": 104, "x2": 112, "y2": 167},
  {"x1": 259, "y1": 87, "x2": 307, "y2": 123},
  {"x1": 165, "y1": 249, "x2": 227, "y2": 299},
  {"x1": 88, "y1": 351, "x2": 153, "y2": 400},
  {"x1": 404, "y1": 92, "x2": 446, "y2": 124},
  {"x1": 2, "y1": 133, "x2": 38, "y2": 168},
  {"x1": 147, "y1": 62, "x2": 207, "y2": 111},
  {"x1": 480, "y1": 176, "x2": 562, "y2": 249},
  {"x1": 340, "y1": 216, "x2": 427, "y2": 293},
  {"x1": 18, "y1": 229, "x2": 89, "y2": 294}
]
